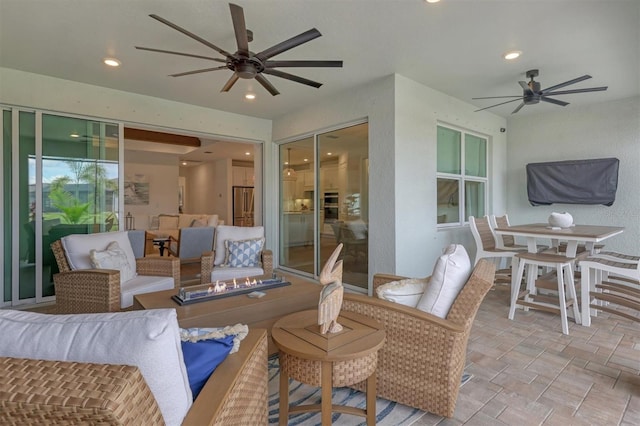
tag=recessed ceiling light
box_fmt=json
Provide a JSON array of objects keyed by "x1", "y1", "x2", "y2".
[
  {"x1": 181, "y1": 161, "x2": 187, "y2": 166},
  {"x1": 327, "y1": 152, "x2": 332, "y2": 156},
  {"x1": 245, "y1": 152, "x2": 251, "y2": 156},
  {"x1": 70, "y1": 132, "x2": 80, "y2": 138},
  {"x1": 245, "y1": 93, "x2": 256, "y2": 100},
  {"x1": 284, "y1": 161, "x2": 289, "y2": 165},
  {"x1": 425, "y1": 0, "x2": 441, "y2": 3},
  {"x1": 504, "y1": 51, "x2": 522, "y2": 60},
  {"x1": 103, "y1": 58, "x2": 121, "y2": 67},
  {"x1": 303, "y1": 158, "x2": 309, "y2": 162}
]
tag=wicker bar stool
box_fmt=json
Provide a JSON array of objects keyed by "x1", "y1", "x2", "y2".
[{"x1": 509, "y1": 251, "x2": 581, "y2": 335}]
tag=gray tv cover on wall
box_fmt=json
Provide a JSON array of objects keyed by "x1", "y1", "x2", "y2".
[{"x1": 526, "y1": 158, "x2": 619, "y2": 206}]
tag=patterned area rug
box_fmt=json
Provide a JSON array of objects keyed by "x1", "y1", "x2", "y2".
[{"x1": 267, "y1": 357, "x2": 472, "y2": 425}]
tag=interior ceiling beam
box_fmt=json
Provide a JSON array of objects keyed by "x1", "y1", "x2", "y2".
[{"x1": 124, "y1": 127, "x2": 201, "y2": 147}]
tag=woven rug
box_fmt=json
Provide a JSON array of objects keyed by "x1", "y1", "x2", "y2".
[{"x1": 267, "y1": 357, "x2": 472, "y2": 425}]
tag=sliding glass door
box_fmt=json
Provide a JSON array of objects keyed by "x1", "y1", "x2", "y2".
[
  {"x1": 279, "y1": 122, "x2": 369, "y2": 290},
  {"x1": 1, "y1": 109, "x2": 120, "y2": 306}
]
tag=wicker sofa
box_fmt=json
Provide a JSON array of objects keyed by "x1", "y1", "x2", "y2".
[
  {"x1": 341, "y1": 259, "x2": 495, "y2": 418},
  {"x1": 0, "y1": 328, "x2": 268, "y2": 425}
]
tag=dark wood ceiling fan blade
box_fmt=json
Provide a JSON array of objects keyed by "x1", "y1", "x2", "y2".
[
  {"x1": 544, "y1": 87, "x2": 608, "y2": 96},
  {"x1": 229, "y1": 3, "x2": 249, "y2": 57},
  {"x1": 149, "y1": 14, "x2": 234, "y2": 58},
  {"x1": 518, "y1": 81, "x2": 534, "y2": 95},
  {"x1": 540, "y1": 97, "x2": 569, "y2": 106},
  {"x1": 255, "y1": 74, "x2": 280, "y2": 96},
  {"x1": 263, "y1": 68, "x2": 322, "y2": 88},
  {"x1": 472, "y1": 95, "x2": 523, "y2": 99},
  {"x1": 511, "y1": 102, "x2": 526, "y2": 114},
  {"x1": 265, "y1": 60, "x2": 343, "y2": 68},
  {"x1": 255, "y1": 28, "x2": 322, "y2": 61},
  {"x1": 474, "y1": 97, "x2": 524, "y2": 112},
  {"x1": 221, "y1": 73, "x2": 240, "y2": 92},
  {"x1": 170, "y1": 66, "x2": 228, "y2": 77},
  {"x1": 135, "y1": 46, "x2": 226, "y2": 62},
  {"x1": 541, "y1": 75, "x2": 591, "y2": 94}
]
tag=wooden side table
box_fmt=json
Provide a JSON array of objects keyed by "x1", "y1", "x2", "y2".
[{"x1": 272, "y1": 309, "x2": 385, "y2": 425}]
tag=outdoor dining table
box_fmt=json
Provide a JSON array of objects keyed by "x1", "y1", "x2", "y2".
[{"x1": 494, "y1": 223, "x2": 625, "y2": 326}]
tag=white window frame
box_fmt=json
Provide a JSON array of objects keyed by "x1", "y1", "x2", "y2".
[{"x1": 436, "y1": 124, "x2": 488, "y2": 227}]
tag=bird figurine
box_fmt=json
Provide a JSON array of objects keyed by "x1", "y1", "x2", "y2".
[{"x1": 318, "y1": 243, "x2": 344, "y2": 334}]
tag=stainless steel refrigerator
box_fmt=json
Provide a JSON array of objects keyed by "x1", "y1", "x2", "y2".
[{"x1": 233, "y1": 186, "x2": 255, "y2": 227}]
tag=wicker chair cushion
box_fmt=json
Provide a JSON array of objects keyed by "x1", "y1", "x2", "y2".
[
  {"x1": 89, "y1": 241, "x2": 135, "y2": 283},
  {"x1": 214, "y1": 225, "x2": 264, "y2": 266},
  {"x1": 376, "y1": 278, "x2": 428, "y2": 307},
  {"x1": 416, "y1": 244, "x2": 471, "y2": 318},
  {"x1": 62, "y1": 231, "x2": 137, "y2": 275},
  {"x1": 120, "y1": 275, "x2": 175, "y2": 309},
  {"x1": 0, "y1": 308, "x2": 192, "y2": 426}
]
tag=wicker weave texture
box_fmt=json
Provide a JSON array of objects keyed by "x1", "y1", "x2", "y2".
[
  {"x1": 343, "y1": 259, "x2": 495, "y2": 418},
  {"x1": 136, "y1": 256, "x2": 181, "y2": 288},
  {"x1": 280, "y1": 351, "x2": 377, "y2": 388},
  {"x1": 211, "y1": 332, "x2": 269, "y2": 426},
  {"x1": 0, "y1": 357, "x2": 163, "y2": 425}
]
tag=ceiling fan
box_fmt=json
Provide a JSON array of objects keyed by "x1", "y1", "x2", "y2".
[
  {"x1": 135, "y1": 2, "x2": 343, "y2": 96},
  {"x1": 473, "y1": 69, "x2": 608, "y2": 114}
]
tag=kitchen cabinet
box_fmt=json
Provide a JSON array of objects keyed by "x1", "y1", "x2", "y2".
[
  {"x1": 293, "y1": 170, "x2": 314, "y2": 198},
  {"x1": 233, "y1": 166, "x2": 254, "y2": 186},
  {"x1": 283, "y1": 212, "x2": 313, "y2": 246},
  {"x1": 321, "y1": 165, "x2": 338, "y2": 190}
]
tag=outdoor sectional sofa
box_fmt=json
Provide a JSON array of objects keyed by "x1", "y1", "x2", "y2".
[{"x1": 0, "y1": 328, "x2": 268, "y2": 425}]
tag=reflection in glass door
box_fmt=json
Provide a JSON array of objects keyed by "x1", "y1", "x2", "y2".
[
  {"x1": 1, "y1": 109, "x2": 119, "y2": 306},
  {"x1": 279, "y1": 122, "x2": 368, "y2": 290}
]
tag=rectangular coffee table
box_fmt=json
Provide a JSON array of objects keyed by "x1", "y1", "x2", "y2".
[{"x1": 133, "y1": 273, "x2": 322, "y2": 354}]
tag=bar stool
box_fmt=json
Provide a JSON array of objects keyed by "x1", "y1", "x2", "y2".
[{"x1": 509, "y1": 251, "x2": 581, "y2": 335}]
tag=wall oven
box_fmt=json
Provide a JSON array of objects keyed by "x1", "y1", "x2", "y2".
[{"x1": 324, "y1": 191, "x2": 339, "y2": 221}]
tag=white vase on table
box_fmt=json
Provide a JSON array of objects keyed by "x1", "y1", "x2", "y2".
[{"x1": 548, "y1": 212, "x2": 573, "y2": 228}]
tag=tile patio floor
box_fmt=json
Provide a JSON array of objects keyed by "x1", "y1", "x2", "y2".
[{"x1": 414, "y1": 286, "x2": 640, "y2": 425}]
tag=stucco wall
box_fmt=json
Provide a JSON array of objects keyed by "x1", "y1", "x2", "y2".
[
  {"x1": 506, "y1": 96, "x2": 640, "y2": 254},
  {"x1": 273, "y1": 74, "x2": 508, "y2": 282}
]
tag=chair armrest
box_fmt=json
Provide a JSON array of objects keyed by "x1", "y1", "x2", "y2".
[
  {"x1": 183, "y1": 329, "x2": 268, "y2": 426},
  {"x1": 0, "y1": 357, "x2": 164, "y2": 425},
  {"x1": 373, "y1": 273, "x2": 409, "y2": 295},
  {"x1": 53, "y1": 270, "x2": 121, "y2": 313},
  {"x1": 136, "y1": 257, "x2": 180, "y2": 289},
  {"x1": 261, "y1": 249, "x2": 273, "y2": 276}
]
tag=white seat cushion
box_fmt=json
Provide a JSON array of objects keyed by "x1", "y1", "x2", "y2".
[
  {"x1": 376, "y1": 278, "x2": 428, "y2": 307},
  {"x1": 0, "y1": 309, "x2": 192, "y2": 426},
  {"x1": 211, "y1": 266, "x2": 265, "y2": 282},
  {"x1": 120, "y1": 275, "x2": 175, "y2": 309},
  {"x1": 214, "y1": 225, "x2": 264, "y2": 266},
  {"x1": 416, "y1": 244, "x2": 471, "y2": 318},
  {"x1": 61, "y1": 231, "x2": 137, "y2": 275}
]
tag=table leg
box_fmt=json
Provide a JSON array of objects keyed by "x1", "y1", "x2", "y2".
[
  {"x1": 321, "y1": 361, "x2": 332, "y2": 425},
  {"x1": 366, "y1": 372, "x2": 376, "y2": 425},
  {"x1": 279, "y1": 361, "x2": 289, "y2": 426}
]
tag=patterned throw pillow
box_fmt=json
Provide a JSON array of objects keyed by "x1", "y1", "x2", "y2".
[
  {"x1": 224, "y1": 238, "x2": 264, "y2": 268},
  {"x1": 89, "y1": 241, "x2": 136, "y2": 283}
]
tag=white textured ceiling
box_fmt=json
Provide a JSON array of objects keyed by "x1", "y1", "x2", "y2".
[{"x1": 1, "y1": 0, "x2": 638, "y2": 120}]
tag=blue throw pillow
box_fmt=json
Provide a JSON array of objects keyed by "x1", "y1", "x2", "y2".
[{"x1": 180, "y1": 334, "x2": 235, "y2": 399}]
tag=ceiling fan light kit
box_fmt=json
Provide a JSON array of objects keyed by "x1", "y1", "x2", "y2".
[
  {"x1": 473, "y1": 69, "x2": 608, "y2": 114},
  {"x1": 136, "y1": 3, "x2": 343, "y2": 96}
]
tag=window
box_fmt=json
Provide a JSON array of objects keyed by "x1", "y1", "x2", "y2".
[{"x1": 437, "y1": 125, "x2": 487, "y2": 226}]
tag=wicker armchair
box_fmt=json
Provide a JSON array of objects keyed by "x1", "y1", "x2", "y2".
[
  {"x1": 0, "y1": 329, "x2": 268, "y2": 425},
  {"x1": 342, "y1": 259, "x2": 495, "y2": 418},
  {"x1": 51, "y1": 238, "x2": 180, "y2": 313}
]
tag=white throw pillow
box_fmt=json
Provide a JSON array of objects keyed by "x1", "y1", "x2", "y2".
[
  {"x1": 376, "y1": 278, "x2": 428, "y2": 308},
  {"x1": 89, "y1": 241, "x2": 135, "y2": 283},
  {"x1": 416, "y1": 244, "x2": 471, "y2": 318},
  {"x1": 61, "y1": 231, "x2": 137, "y2": 275},
  {"x1": 214, "y1": 225, "x2": 264, "y2": 266},
  {"x1": 0, "y1": 308, "x2": 192, "y2": 426}
]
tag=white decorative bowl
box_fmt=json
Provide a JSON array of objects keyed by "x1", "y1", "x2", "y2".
[{"x1": 548, "y1": 212, "x2": 573, "y2": 228}]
